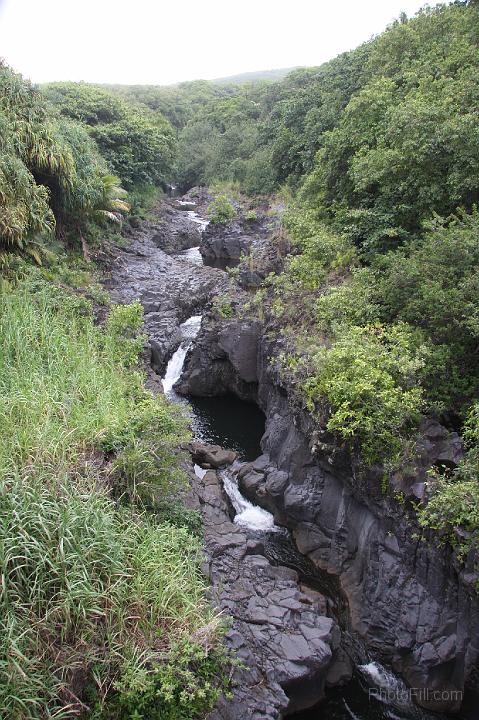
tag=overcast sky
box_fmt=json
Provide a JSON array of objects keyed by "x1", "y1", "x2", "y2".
[{"x1": 0, "y1": 0, "x2": 428, "y2": 86}]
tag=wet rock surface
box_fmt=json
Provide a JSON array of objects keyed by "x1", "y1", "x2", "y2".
[
  {"x1": 188, "y1": 441, "x2": 238, "y2": 469},
  {"x1": 190, "y1": 455, "x2": 343, "y2": 719},
  {"x1": 104, "y1": 199, "x2": 229, "y2": 374}
]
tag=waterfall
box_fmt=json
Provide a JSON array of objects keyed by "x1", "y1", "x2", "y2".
[
  {"x1": 358, "y1": 661, "x2": 423, "y2": 716},
  {"x1": 176, "y1": 210, "x2": 209, "y2": 267},
  {"x1": 221, "y1": 468, "x2": 277, "y2": 532},
  {"x1": 161, "y1": 315, "x2": 202, "y2": 397},
  {"x1": 186, "y1": 209, "x2": 209, "y2": 232},
  {"x1": 178, "y1": 246, "x2": 203, "y2": 265}
]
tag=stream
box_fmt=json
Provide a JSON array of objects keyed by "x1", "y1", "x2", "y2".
[{"x1": 157, "y1": 206, "x2": 450, "y2": 720}]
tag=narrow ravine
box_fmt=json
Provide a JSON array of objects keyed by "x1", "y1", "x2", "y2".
[{"x1": 107, "y1": 195, "x2": 465, "y2": 720}]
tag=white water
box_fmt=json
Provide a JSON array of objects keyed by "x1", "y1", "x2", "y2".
[
  {"x1": 178, "y1": 246, "x2": 203, "y2": 265},
  {"x1": 186, "y1": 209, "x2": 210, "y2": 232},
  {"x1": 358, "y1": 661, "x2": 420, "y2": 715},
  {"x1": 161, "y1": 308, "x2": 276, "y2": 534},
  {"x1": 221, "y1": 469, "x2": 277, "y2": 532},
  {"x1": 194, "y1": 463, "x2": 208, "y2": 479},
  {"x1": 161, "y1": 315, "x2": 202, "y2": 397},
  {"x1": 175, "y1": 210, "x2": 209, "y2": 266}
]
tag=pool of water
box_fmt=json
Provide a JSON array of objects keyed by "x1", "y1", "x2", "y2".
[
  {"x1": 189, "y1": 394, "x2": 265, "y2": 460},
  {"x1": 293, "y1": 672, "x2": 430, "y2": 720}
]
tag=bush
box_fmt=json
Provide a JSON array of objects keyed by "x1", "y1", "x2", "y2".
[
  {"x1": 207, "y1": 195, "x2": 236, "y2": 225},
  {"x1": 300, "y1": 324, "x2": 427, "y2": 465},
  {"x1": 417, "y1": 402, "x2": 479, "y2": 558}
]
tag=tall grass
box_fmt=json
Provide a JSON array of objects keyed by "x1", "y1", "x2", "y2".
[{"x1": 0, "y1": 270, "x2": 223, "y2": 718}]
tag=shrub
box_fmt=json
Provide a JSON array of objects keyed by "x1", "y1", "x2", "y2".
[
  {"x1": 207, "y1": 195, "x2": 236, "y2": 225},
  {"x1": 300, "y1": 324, "x2": 427, "y2": 465},
  {"x1": 42, "y1": 82, "x2": 177, "y2": 189},
  {"x1": 417, "y1": 402, "x2": 479, "y2": 558}
]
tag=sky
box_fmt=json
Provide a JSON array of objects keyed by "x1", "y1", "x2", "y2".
[{"x1": 0, "y1": 0, "x2": 428, "y2": 86}]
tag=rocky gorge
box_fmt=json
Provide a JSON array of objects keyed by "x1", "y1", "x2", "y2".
[{"x1": 105, "y1": 192, "x2": 478, "y2": 720}]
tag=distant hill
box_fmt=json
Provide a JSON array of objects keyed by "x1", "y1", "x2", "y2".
[{"x1": 212, "y1": 67, "x2": 299, "y2": 85}]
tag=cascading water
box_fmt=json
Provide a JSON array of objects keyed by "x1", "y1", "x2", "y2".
[
  {"x1": 186, "y1": 209, "x2": 209, "y2": 232},
  {"x1": 221, "y1": 468, "x2": 277, "y2": 532},
  {"x1": 160, "y1": 306, "x2": 273, "y2": 533},
  {"x1": 178, "y1": 246, "x2": 203, "y2": 265},
  {"x1": 161, "y1": 317, "x2": 274, "y2": 533},
  {"x1": 162, "y1": 315, "x2": 202, "y2": 397},
  {"x1": 176, "y1": 207, "x2": 209, "y2": 266},
  {"x1": 158, "y1": 208, "x2": 443, "y2": 720}
]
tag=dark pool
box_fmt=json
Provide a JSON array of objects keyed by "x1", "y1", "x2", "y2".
[{"x1": 189, "y1": 394, "x2": 265, "y2": 460}]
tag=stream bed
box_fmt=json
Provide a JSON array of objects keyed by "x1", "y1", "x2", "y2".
[{"x1": 150, "y1": 202, "x2": 466, "y2": 720}]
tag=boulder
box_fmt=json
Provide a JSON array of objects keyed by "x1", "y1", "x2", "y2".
[{"x1": 188, "y1": 441, "x2": 238, "y2": 468}]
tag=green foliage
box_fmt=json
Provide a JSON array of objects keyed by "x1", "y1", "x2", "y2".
[
  {"x1": 417, "y1": 401, "x2": 479, "y2": 557},
  {"x1": 107, "y1": 637, "x2": 229, "y2": 720},
  {"x1": 418, "y1": 476, "x2": 479, "y2": 547},
  {"x1": 207, "y1": 195, "x2": 237, "y2": 225},
  {"x1": 0, "y1": 63, "x2": 76, "y2": 254},
  {"x1": 267, "y1": 126, "x2": 479, "y2": 470},
  {"x1": 0, "y1": 62, "x2": 131, "y2": 259},
  {"x1": 301, "y1": 3, "x2": 479, "y2": 252},
  {"x1": 155, "y1": 500, "x2": 203, "y2": 537},
  {"x1": 107, "y1": 79, "x2": 236, "y2": 131},
  {"x1": 0, "y1": 268, "x2": 226, "y2": 717},
  {"x1": 213, "y1": 294, "x2": 234, "y2": 318},
  {"x1": 299, "y1": 324, "x2": 426, "y2": 464},
  {"x1": 43, "y1": 82, "x2": 177, "y2": 188},
  {"x1": 105, "y1": 301, "x2": 146, "y2": 366}
]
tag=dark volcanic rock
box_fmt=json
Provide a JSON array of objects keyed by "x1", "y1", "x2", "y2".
[
  {"x1": 201, "y1": 220, "x2": 253, "y2": 267},
  {"x1": 150, "y1": 202, "x2": 202, "y2": 253},
  {"x1": 179, "y1": 308, "x2": 479, "y2": 714},
  {"x1": 104, "y1": 200, "x2": 229, "y2": 375},
  {"x1": 177, "y1": 318, "x2": 261, "y2": 401},
  {"x1": 254, "y1": 358, "x2": 478, "y2": 714},
  {"x1": 190, "y1": 464, "x2": 341, "y2": 719},
  {"x1": 188, "y1": 441, "x2": 238, "y2": 468}
]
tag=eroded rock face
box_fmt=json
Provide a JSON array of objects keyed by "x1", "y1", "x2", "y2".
[
  {"x1": 191, "y1": 463, "x2": 344, "y2": 719},
  {"x1": 150, "y1": 202, "x2": 202, "y2": 253},
  {"x1": 176, "y1": 319, "x2": 260, "y2": 401},
  {"x1": 201, "y1": 221, "x2": 253, "y2": 267},
  {"x1": 181, "y1": 313, "x2": 479, "y2": 714},
  {"x1": 188, "y1": 441, "x2": 238, "y2": 468}
]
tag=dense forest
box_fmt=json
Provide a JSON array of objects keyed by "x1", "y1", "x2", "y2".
[{"x1": 1, "y1": 0, "x2": 478, "y2": 716}]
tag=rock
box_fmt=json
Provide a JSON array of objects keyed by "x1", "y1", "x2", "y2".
[
  {"x1": 188, "y1": 442, "x2": 238, "y2": 468},
  {"x1": 255, "y1": 372, "x2": 478, "y2": 713},
  {"x1": 107, "y1": 192, "x2": 478, "y2": 717},
  {"x1": 238, "y1": 469, "x2": 264, "y2": 497},
  {"x1": 201, "y1": 220, "x2": 253, "y2": 267},
  {"x1": 151, "y1": 202, "x2": 202, "y2": 253},
  {"x1": 218, "y1": 322, "x2": 261, "y2": 384},
  {"x1": 325, "y1": 648, "x2": 354, "y2": 687},
  {"x1": 177, "y1": 318, "x2": 261, "y2": 402},
  {"x1": 190, "y1": 464, "x2": 340, "y2": 719},
  {"x1": 105, "y1": 197, "x2": 229, "y2": 379},
  {"x1": 183, "y1": 294, "x2": 478, "y2": 713}
]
